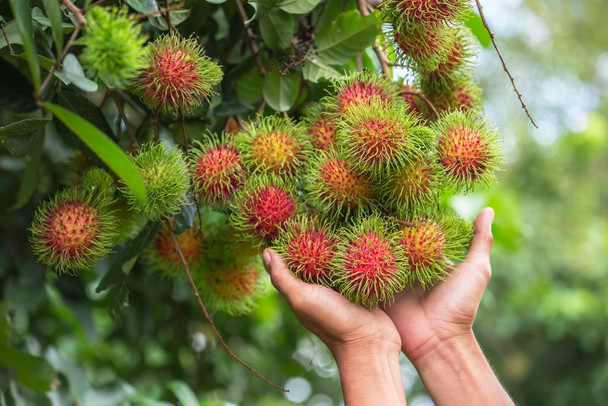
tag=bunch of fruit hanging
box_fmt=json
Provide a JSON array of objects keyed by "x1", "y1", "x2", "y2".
[{"x1": 30, "y1": 1, "x2": 502, "y2": 315}]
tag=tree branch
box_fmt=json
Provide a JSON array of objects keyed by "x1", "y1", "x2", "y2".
[
  {"x1": 475, "y1": 0, "x2": 538, "y2": 129},
  {"x1": 356, "y1": 0, "x2": 391, "y2": 79},
  {"x1": 62, "y1": 0, "x2": 86, "y2": 26},
  {"x1": 402, "y1": 90, "x2": 441, "y2": 121},
  {"x1": 234, "y1": 0, "x2": 266, "y2": 77},
  {"x1": 138, "y1": 0, "x2": 186, "y2": 20},
  {"x1": 169, "y1": 231, "x2": 287, "y2": 392}
]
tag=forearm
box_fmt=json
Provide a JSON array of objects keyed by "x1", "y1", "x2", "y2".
[
  {"x1": 333, "y1": 343, "x2": 406, "y2": 406},
  {"x1": 412, "y1": 333, "x2": 514, "y2": 406}
]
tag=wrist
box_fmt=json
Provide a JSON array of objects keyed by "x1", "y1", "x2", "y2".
[{"x1": 410, "y1": 331, "x2": 479, "y2": 372}]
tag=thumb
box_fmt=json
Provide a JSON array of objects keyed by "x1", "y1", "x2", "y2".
[{"x1": 262, "y1": 249, "x2": 306, "y2": 302}]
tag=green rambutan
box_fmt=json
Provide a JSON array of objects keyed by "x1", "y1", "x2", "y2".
[
  {"x1": 120, "y1": 142, "x2": 191, "y2": 221},
  {"x1": 337, "y1": 98, "x2": 425, "y2": 174},
  {"x1": 30, "y1": 187, "x2": 118, "y2": 274},
  {"x1": 78, "y1": 6, "x2": 147, "y2": 89},
  {"x1": 273, "y1": 216, "x2": 338, "y2": 286},
  {"x1": 333, "y1": 214, "x2": 408, "y2": 307},
  {"x1": 235, "y1": 115, "x2": 310, "y2": 177},
  {"x1": 303, "y1": 148, "x2": 374, "y2": 218},
  {"x1": 303, "y1": 103, "x2": 337, "y2": 151},
  {"x1": 136, "y1": 32, "x2": 223, "y2": 114},
  {"x1": 325, "y1": 72, "x2": 398, "y2": 115},
  {"x1": 190, "y1": 135, "x2": 247, "y2": 204},
  {"x1": 398, "y1": 214, "x2": 472, "y2": 288},
  {"x1": 81, "y1": 168, "x2": 116, "y2": 199},
  {"x1": 432, "y1": 111, "x2": 502, "y2": 191},
  {"x1": 230, "y1": 175, "x2": 299, "y2": 246},
  {"x1": 383, "y1": 0, "x2": 471, "y2": 25}
]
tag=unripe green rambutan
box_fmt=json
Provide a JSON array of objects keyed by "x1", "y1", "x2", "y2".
[
  {"x1": 392, "y1": 24, "x2": 452, "y2": 72},
  {"x1": 333, "y1": 214, "x2": 408, "y2": 307},
  {"x1": 120, "y1": 143, "x2": 191, "y2": 221},
  {"x1": 81, "y1": 168, "x2": 116, "y2": 199},
  {"x1": 303, "y1": 103, "x2": 337, "y2": 151},
  {"x1": 137, "y1": 32, "x2": 223, "y2": 114},
  {"x1": 30, "y1": 187, "x2": 119, "y2": 274},
  {"x1": 197, "y1": 261, "x2": 267, "y2": 316},
  {"x1": 432, "y1": 111, "x2": 502, "y2": 192},
  {"x1": 273, "y1": 216, "x2": 338, "y2": 286},
  {"x1": 304, "y1": 148, "x2": 374, "y2": 218},
  {"x1": 325, "y1": 72, "x2": 398, "y2": 115},
  {"x1": 190, "y1": 135, "x2": 247, "y2": 204},
  {"x1": 383, "y1": 0, "x2": 471, "y2": 25},
  {"x1": 235, "y1": 115, "x2": 310, "y2": 177},
  {"x1": 230, "y1": 175, "x2": 299, "y2": 246},
  {"x1": 398, "y1": 214, "x2": 472, "y2": 288},
  {"x1": 337, "y1": 98, "x2": 425, "y2": 175},
  {"x1": 143, "y1": 222, "x2": 204, "y2": 278},
  {"x1": 78, "y1": 7, "x2": 147, "y2": 89}
]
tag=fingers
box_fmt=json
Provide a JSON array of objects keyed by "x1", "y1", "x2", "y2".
[
  {"x1": 464, "y1": 207, "x2": 494, "y2": 268},
  {"x1": 262, "y1": 249, "x2": 306, "y2": 304}
]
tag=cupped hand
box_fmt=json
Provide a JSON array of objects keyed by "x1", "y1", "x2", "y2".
[{"x1": 383, "y1": 207, "x2": 495, "y2": 362}]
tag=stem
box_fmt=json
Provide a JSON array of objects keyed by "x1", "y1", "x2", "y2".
[
  {"x1": 163, "y1": 0, "x2": 174, "y2": 31},
  {"x1": 39, "y1": 22, "x2": 81, "y2": 103},
  {"x1": 169, "y1": 231, "x2": 287, "y2": 392},
  {"x1": 234, "y1": 0, "x2": 266, "y2": 77},
  {"x1": 1, "y1": 23, "x2": 17, "y2": 57},
  {"x1": 62, "y1": 0, "x2": 87, "y2": 26},
  {"x1": 235, "y1": 115, "x2": 246, "y2": 130},
  {"x1": 138, "y1": 0, "x2": 186, "y2": 20},
  {"x1": 180, "y1": 109, "x2": 189, "y2": 154},
  {"x1": 110, "y1": 91, "x2": 139, "y2": 148},
  {"x1": 475, "y1": 0, "x2": 538, "y2": 129},
  {"x1": 153, "y1": 111, "x2": 160, "y2": 142},
  {"x1": 355, "y1": 0, "x2": 391, "y2": 79},
  {"x1": 402, "y1": 90, "x2": 441, "y2": 121}
]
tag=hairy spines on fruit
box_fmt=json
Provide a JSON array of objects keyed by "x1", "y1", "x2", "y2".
[
  {"x1": 324, "y1": 71, "x2": 399, "y2": 115},
  {"x1": 81, "y1": 168, "x2": 116, "y2": 199},
  {"x1": 391, "y1": 23, "x2": 453, "y2": 73},
  {"x1": 303, "y1": 103, "x2": 338, "y2": 151},
  {"x1": 383, "y1": 0, "x2": 471, "y2": 26}
]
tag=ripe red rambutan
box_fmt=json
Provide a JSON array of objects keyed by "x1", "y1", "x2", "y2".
[
  {"x1": 400, "y1": 85, "x2": 426, "y2": 117},
  {"x1": 304, "y1": 103, "x2": 338, "y2": 151},
  {"x1": 392, "y1": 24, "x2": 452, "y2": 72},
  {"x1": 390, "y1": 0, "x2": 470, "y2": 24},
  {"x1": 144, "y1": 223, "x2": 205, "y2": 278},
  {"x1": 273, "y1": 216, "x2": 338, "y2": 286},
  {"x1": 333, "y1": 214, "x2": 408, "y2": 307},
  {"x1": 326, "y1": 72, "x2": 398, "y2": 115}
]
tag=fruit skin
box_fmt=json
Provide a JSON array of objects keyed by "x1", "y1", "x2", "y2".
[
  {"x1": 136, "y1": 32, "x2": 223, "y2": 114},
  {"x1": 81, "y1": 168, "x2": 116, "y2": 199},
  {"x1": 273, "y1": 216, "x2": 338, "y2": 286},
  {"x1": 234, "y1": 115, "x2": 310, "y2": 177},
  {"x1": 303, "y1": 103, "x2": 337, "y2": 151},
  {"x1": 189, "y1": 134, "x2": 247, "y2": 205},
  {"x1": 324, "y1": 71, "x2": 399, "y2": 115},
  {"x1": 383, "y1": 0, "x2": 471, "y2": 25},
  {"x1": 78, "y1": 6, "x2": 147, "y2": 89},
  {"x1": 303, "y1": 147, "x2": 374, "y2": 219},
  {"x1": 30, "y1": 187, "x2": 119, "y2": 274},
  {"x1": 432, "y1": 111, "x2": 502, "y2": 192},
  {"x1": 333, "y1": 214, "x2": 408, "y2": 307},
  {"x1": 398, "y1": 214, "x2": 472, "y2": 289},
  {"x1": 230, "y1": 175, "x2": 299, "y2": 247},
  {"x1": 422, "y1": 74, "x2": 483, "y2": 114},
  {"x1": 422, "y1": 26, "x2": 477, "y2": 82},
  {"x1": 391, "y1": 23, "x2": 453, "y2": 72},
  {"x1": 120, "y1": 142, "x2": 191, "y2": 221},
  {"x1": 337, "y1": 98, "x2": 425, "y2": 175}
]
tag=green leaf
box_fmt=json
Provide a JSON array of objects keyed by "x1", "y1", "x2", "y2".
[
  {"x1": 278, "y1": 0, "x2": 322, "y2": 14},
  {"x1": 54, "y1": 54, "x2": 98, "y2": 93},
  {"x1": 0, "y1": 20, "x2": 22, "y2": 50},
  {"x1": 43, "y1": 0, "x2": 66, "y2": 57},
  {"x1": 43, "y1": 102, "x2": 147, "y2": 204},
  {"x1": 464, "y1": 11, "x2": 492, "y2": 48},
  {"x1": 0, "y1": 59, "x2": 36, "y2": 112},
  {"x1": 206, "y1": 0, "x2": 226, "y2": 3},
  {"x1": 149, "y1": 9, "x2": 192, "y2": 30},
  {"x1": 174, "y1": 199, "x2": 196, "y2": 235},
  {"x1": 0, "y1": 340, "x2": 55, "y2": 393},
  {"x1": 167, "y1": 381, "x2": 199, "y2": 406},
  {"x1": 315, "y1": 10, "x2": 379, "y2": 64},
  {"x1": 9, "y1": 132, "x2": 43, "y2": 211},
  {"x1": 263, "y1": 71, "x2": 300, "y2": 112},
  {"x1": 0, "y1": 118, "x2": 49, "y2": 158},
  {"x1": 124, "y1": 0, "x2": 158, "y2": 13},
  {"x1": 302, "y1": 56, "x2": 344, "y2": 82},
  {"x1": 259, "y1": 9, "x2": 294, "y2": 50},
  {"x1": 236, "y1": 68, "x2": 264, "y2": 104},
  {"x1": 9, "y1": 0, "x2": 41, "y2": 91}
]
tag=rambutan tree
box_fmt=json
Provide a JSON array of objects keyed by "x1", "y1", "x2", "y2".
[{"x1": 0, "y1": 0, "x2": 535, "y2": 403}]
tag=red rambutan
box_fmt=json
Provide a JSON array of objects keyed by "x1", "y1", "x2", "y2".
[
  {"x1": 144, "y1": 223, "x2": 204, "y2": 277},
  {"x1": 325, "y1": 72, "x2": 398, "y2": 115}
]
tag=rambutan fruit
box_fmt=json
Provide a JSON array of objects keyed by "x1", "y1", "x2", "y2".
[
  {"x1": 337, "y1": 98, "x2": 425, "y2": 174},
  {"x1": 325, "y1": 72, "x2": 398, "y2": 115},
  {"x1": 400, "y1": 85, "x2": 426, "y2": 117},
  {"x1": 30, "y1": 187, "x2": 118, "y2": 274},
  {"x1": 136, "y1": 32, "x2": 223, "y2": 114},
  {"x1": 303, "y1": 103, "x2": 337, "y2": 151},
  {"x1": 398, "y1": 214, "x2": 472, "y2": 289},
  {"x1": 235, "y1": 115, "x2": 310, "y2": 177},
  {"x1": 432, "y1": 111, "x2": 502, "y2": 192},
  {"x1": 383, "y1": 0, "x2": 470, "y2": 25},
  {"x1": 190, "y1": 134, "x2": 247, "y2": 204},
  {"x1": 143, "y1": 222, "x2": 204, "y2": 278},
  {"x1": 423, "y1": 26, "x2": 477, "y2": 81},
  {"x1": 303, "y1": 148, "x2": 374, "y2": 218},
  {"x1": 81, "y1": 168, "x2": 116, "y2": 199},
  {"x1": 120, "y1": 142, "x2": 190, "y2": 221},
  {"x1": 333, "y1": 214, "x2": 408, "y2": 307},
  {"x1": 230, "y1": 175, "x2": 299, "y2": 246},
  {"x1": 392, "y1": 24, "x2": 452, "y2": 72},
  {"x1": 78, "y1": 6, "x2": 147, "y2": 89},
  {"x1": 273, "y1": 216, "x2": 338, "y2": 286},
  {"x1": 423, "y1": 76, "x2": 483, "y2": 114}
]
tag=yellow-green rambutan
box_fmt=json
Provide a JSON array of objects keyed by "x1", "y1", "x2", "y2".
[
  {"x1": 324, "y1": 71, "x2": 399, "y2": 115},
  {"x1": 303, "y1": 103, "x2": 338, "y2": 151},
  {"x1": 81, "y1": 168, "x2": 116, "y2": 199}
]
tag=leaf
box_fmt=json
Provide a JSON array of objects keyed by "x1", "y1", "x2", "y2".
[
  {"x1": 236, "y1": 68, "x2": 264, "y2": 104},
  {"x1": 43, "y1": 102, "x2": 147, "y2": 204},
  {"x1": 54, "y1": 54, "x2": 99, "y2": 93},
  {"x1": 0, "y1": 118, "x2": 49, "y2": 158},
  {"x1": 0, "y1": 333, "x2": 55, "y2": 393},
  {"x1": 167, "y1": 381, "x2": 199, "y2": 406},
  {"x1": 9, "y1": 132, "x2": 43, "y2": 211},
  {"x1": 464, "y1": 11, "x2": 492, "y2": 48},
  {"x1": 0, "y1": 20, "x2": 22, "y2": 50},
  {"x1": 263, "y1": 71, "x2": 300, "y2": 112},
  {"x1": 259, "y1": 9, "x2": 294, "y2": 50},
  {"x1": 278, "y1": 0, "x2": 322, "y2": 14},
  {"x1": 149, "y1": 9, "x2": 192, "y2": 30},
  {"x1": 9, "y1": 0, "x2": 41, "y2": 91},
  {"x1": 124, "y1": 0, "x2": 158, "y2": 13},
  {"x1": 314, "y1": 10, "x2": 379, "y2": 64},
  {"x1": 302, "y1": 56, "x2": 344, "y2": 82},
  {"x1": 206, "y1": 0, "x2": 226, "y2": 3},
  {"x1": 174, "y1": 198, "x2": 196, "y2": 235},
  {"x1": 42, "y1": 1, "x2": 69, "y2": 57},
  {"x1": 0, "y1": 53, "x2": 36, "y2": 114}
]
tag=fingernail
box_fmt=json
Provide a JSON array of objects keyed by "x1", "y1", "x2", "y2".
[
  {"x1": 262, "y1": 249, "x2": 271, "y2": 270},
  {"x1": 488, "y1": 207, "x2": 495, "y2": 221}
]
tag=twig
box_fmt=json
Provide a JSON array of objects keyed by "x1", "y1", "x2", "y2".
[
  {"x1": 89, "y1": 0, "x2": 106, "y2": 7},
  {"x1": 392, "y1": 217, "x2": 415, "y2": 227},
  {"x1": 402, "y1": 90, "x2": 441, "y2": 120},
  {"x1": 98, "y1": 92, "x2": 110, "y2": 109},
  {"x1": 38, "y1": 25, "x2": 81, "y2": 103},
  {"x1": 62, "y1": 0, "x2": 87, "y2": 26},
  {"x1": 153, "y1": 111, "x2": 160, "y2": 141},
  {"x1": 355, "y1": 0, "x2": 391, "y2": 79},
  {"x1": 475, "y1": 0, "x2": 537, "y2": 128},
  {"x1": 169, "y1": 231, "x2": 288, "y2": 392},
  {"x1": 1, "y1": 23, "x2": 18, "y2": 57},
  {"x1": 115, "y1": 89, "x2": 148, "y2": 117},
  {"x1": 110, "y1": 92, "x2": 139, "y2": 148},
  {"x1": 138, "y1": 0, "x2": 186, "y2": 20},
  {"x1": 234, "y1": 0, "x2": 266, "y2": 77},
  {"x1": 163, "y1": 0, "x2": 174, "y2": 31},
  {"x1": 179, "y1": 109, "x2": 189, "y2": 154},
  {"x1": 235, "y1": 115, "x2": 246, "y2": 130}
]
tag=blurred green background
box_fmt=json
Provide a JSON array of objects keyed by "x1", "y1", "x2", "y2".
[{"x1": 1, "y1": 0, "x2": 607, "y2": 405}]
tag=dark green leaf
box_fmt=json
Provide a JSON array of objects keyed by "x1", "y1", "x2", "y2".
[
  {"x1": 43, "y1": 102, "x2": 147, "y2": 204},
  {"x1": 0, "y1": 343, "x2": 55, "y2": 393},
  {"x1": 0, "y1": 118, "x2": 49, "y2": 158},
  {"x1": 174, "y1": 199, "x2": 196, "y2": 235},
  {"x1": 213, "y1": 100, "x2": 253, "y2": 116},
  {"x1": 260, "y1": 9, "x2": 294, "y2": 50},
  {"x1": 263, "y1": 71, "x2": 300, "y2": 112},
  {"x1": 9, "y1": 131, "x2": 43, "y2": 210},
  {"x1": 278, "y1": 0, "x2": 322, "y2": 14},
  {"x1": 302, "y1": 56, "x2": 344, "y2": 82},
  {"x1": 124, "y1": 0, "x2": 158, "y2": 13},
  {"x1": 315, "y1": 10, "x2": 379, "y2": 64},
  {"x1": 236, "y1": 68, "x2": 264, "y2": 104},
  {"x1": 149, "y1": 9, "x2": 192, "y2": 30},
  {"x1": 0, "y1": 20, "x2": 22, "y2": 50},
  {"x1": 9, "y1": 0, "x2": 41, "y2": 91},
  {"x1": 0, "y1": 57, "x2": 37, "y2": 112},
  {"x1": 42, "y1": 0, "x2": 65, "y2": 56},
  {"x1": 464, "y1": 11, "x2": 492, "y2": 48}
]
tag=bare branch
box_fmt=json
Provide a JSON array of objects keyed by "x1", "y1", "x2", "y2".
[
  {"x1": 402, "y1": 90, "x2": 441, "y2": 121},
  {"x1": 356, "y1": 0, "x2": 391, "y2": 79},
  {"x1": 234, "y1": 0, "x2": 267, "y2": 77},
  {"x1": 138, "y1": 0, "x2": 186, "y2": 20},
  {"x1": 62, "y1": 0, "x2": 87, "y2": 26}
]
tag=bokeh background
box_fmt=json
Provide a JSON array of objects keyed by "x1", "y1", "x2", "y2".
[{"x1": 1, "y1": 0, "x2": 607, "y2": 405}]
